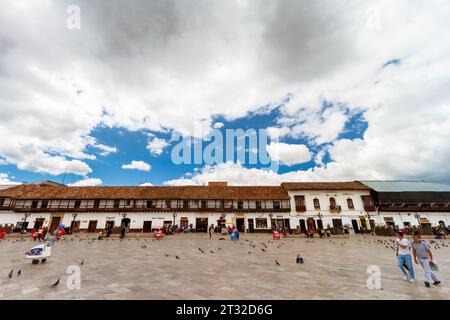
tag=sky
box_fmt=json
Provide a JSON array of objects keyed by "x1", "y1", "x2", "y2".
[{"x1": 0, "y1": 0, "x2": 449, "y2": 187}]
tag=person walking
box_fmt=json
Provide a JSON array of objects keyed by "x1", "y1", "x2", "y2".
[
  {"x1": 120, "y1": 224, "x2": 126, "y2": 240},
  {"x1": 208, "y1": 225, "x2": 214, "y2": 239},
  {"x1": 395, "y1": 230, "x2": 415, "y2": 283},
  {"x1": 412, "y1": 231, "x2": 441, "y2": 287},
  {"x1": 42, "y1": 226, "x2": 48, "y2": 241}
]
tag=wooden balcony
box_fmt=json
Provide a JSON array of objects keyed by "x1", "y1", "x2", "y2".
[
  {"x1": 8, "y1": 205, "x2": 291, "y2": 214},
  {"x1": 379, "y1": 203, "x2": 450, "y2": 212},
  {"x1": 295, "y1": 205, "x2": 306, "y2": 212},
  {"x1": 329, "y1": 205, "x2": 342, "y2": 213},
  {"x1": 364, "y1": 205, "x2": 376, "y2": 212}
]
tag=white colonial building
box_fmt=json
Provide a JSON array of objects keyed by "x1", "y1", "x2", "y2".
[
  {"x1": 0, "y1": 180, "x2": 449, "y2": 235},
  {"x1": 281, "y1": 182, "x2": 375, "y2": 233}
]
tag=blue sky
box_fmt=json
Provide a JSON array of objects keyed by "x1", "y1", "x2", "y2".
[{"x1": 1, "y1": 104, "x2": 368, "y2": 186}]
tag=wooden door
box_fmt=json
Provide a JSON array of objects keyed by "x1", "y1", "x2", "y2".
[
  {"x1": 71, "y1": 220, "x2": 80, "y2": 233},
  {"x1": 143, "y1": 221, "x2": 152, "y2": 233},
  {"x1": 49, "y1": 217, "x2": 61, "y2": 232},
  {"x1": 299, "y1": 219, "x2": 306, "y2": 232},
  {"x1": 236, "y1": 218, "x2": 245, "y2": 233},
  {"x1": 247, "y1": 219, "x2": 254, "y2": 232}
]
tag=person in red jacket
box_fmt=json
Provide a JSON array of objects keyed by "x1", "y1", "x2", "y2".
[{"x1": 32, "y1": 228, "x2": 38, "y2": 241}]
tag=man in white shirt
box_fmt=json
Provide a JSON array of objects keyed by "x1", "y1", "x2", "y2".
[{"x1": 396, "y1": 230, "x2": 415, "y2": 283}]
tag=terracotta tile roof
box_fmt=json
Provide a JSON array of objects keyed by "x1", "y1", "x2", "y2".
[
  {"x1": 0, "y1": 184, "x2": 290, "y2": 200},
  {"x1": 281, "y1": 181, "x2": 370, "y2": 191}
]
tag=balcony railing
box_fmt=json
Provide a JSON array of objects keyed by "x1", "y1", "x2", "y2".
[
  {"x1": 329, "y1": 205, "x2": 342, "y2": 213},
  {"x1": 8, "y1": 201, "x2": 291, "y2": 213},
  {"x1": 295, "y1": 205, "x2": 306, "y2": 212},
  {"x1": 379, "y1": 203, "x2": 450, "y2": 212}
]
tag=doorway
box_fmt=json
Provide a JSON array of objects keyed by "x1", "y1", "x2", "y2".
[
  {"x1": 105, "y1": 221, "x2": 114, "y2": 232},
  {"x1": 299, "y1": 219, "x2": 306, "y2": 232},
  {"x1": 71, "y1": 220, "x2": 80, "y2": 233},
  {"x1": 88, "y1": 220, "x2": 98, "y2": 233},
  {"x1": 33, "y1": 218, "x2": 45, "y2": 230},
  {"x1": 317, "y1": 219, "x2": 323, "y2": 230},
  {"x1": 163, "y1": 221, "x2": 172, "y2": 229},
  {"x1": 121, "y1": 218, "x2": 131, "y2": 229},
  {"x1": 284, "y1": 219, "x2": 291, "y2": 232},
  {"x1": 248, "y1": 219, "x2": 254, "y2": 233},
  {"x1": 351, "y1": 219, "x2": 360, "y2": 233},
  {"x1": 180, "y1": 218, "x2": 189, "y2": 230},
  {"x1": 49, "y1": 216, "x2": 61, "y2": 232},
  {"x1": 143, "y1": 221, "x2": 152, "y2": 233},
  {"x1": 236, "y1": 218, "x2": 245, "y2": 233},
  {"x1": 307, "y1": 218, "x2": 316, "y2": 231},
  {"x1": 332, "y1": 219, "x2": 342, "y2": 230},
  {"x1": 195, "y1": 218, "x2": 208, "y2": 232}
]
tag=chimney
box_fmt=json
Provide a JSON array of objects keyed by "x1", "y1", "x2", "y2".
[{"x1": 208, "y1": 181, "x2": 228, "y2": 187}]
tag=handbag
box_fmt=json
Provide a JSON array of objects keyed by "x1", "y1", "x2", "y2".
[{"x1": 429, "y1": 260, "x2": 439, "y2": 272}]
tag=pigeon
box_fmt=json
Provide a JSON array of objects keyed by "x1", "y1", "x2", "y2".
[
  {"x1": 80, "y1": 259, "x2": 85, "y2": 266},
  {"x1": 261, "y1": 248, "x2": 266, "y2": 252},
  {"x1": 164, "y1": 254, "x2": 170, "y2": 257},
  {"x1": 8, "y1": 270, "x2": 13, "y2": 278},
  {"x1": 248, "y1": 251, "x2": 251, "y2": 255},
  {"x1": 210, "y1": 250, "x2": 214, "y2": 254},
  {"x1": 17, "y1": 269, "x2": 21, "y2": 276},
  {"x1": 275, "y1": 260, "x2": 280, "y2": 266},
  {"x1": 50, "y1": 279, "x2": 60, "y2": 288},
  {"x1": 199, "y1": 248, "x2": 205, "y2": 253},
  {"x1": 175, "y1": 256, "x2": 180, "y2": 259}
]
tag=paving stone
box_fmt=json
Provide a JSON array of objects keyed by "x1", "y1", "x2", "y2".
[{"x1": 0, "y1": 234, "x2": 449, "y2": 299}]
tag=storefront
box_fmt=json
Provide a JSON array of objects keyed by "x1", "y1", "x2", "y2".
[
  {"x1": 383, "y1": 217, "x2": 395, "y2": 228},
  {"x1": 419, "y1": 217, "x2": 431, "y2": 229}
]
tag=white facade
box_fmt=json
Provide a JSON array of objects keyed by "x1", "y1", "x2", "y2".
[
  {"x1": 1, "y1": 183, "x2": 449, "y2": 233},
  {"x1": 284, "y1": 189, "x2": 373, "y2": 231}
]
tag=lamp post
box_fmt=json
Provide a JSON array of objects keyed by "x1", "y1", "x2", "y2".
[
  {"x1": 21, "y1": 212, "x2": 31, "y2": 234},
  {"x1": 71, "y1": 213, "x2": 78, "y2": 234},
  {"x1": 414, "y1": 212, "x2": 421, "y2": 227},
  {"x1": 173, "y1": 212, "x2": 177, "y2": 226},
  {"x1": 317, "y1": 212, "x2": 323, "y2": 231}
]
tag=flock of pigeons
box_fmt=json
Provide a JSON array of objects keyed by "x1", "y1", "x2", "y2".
[{"x1": 3, "y1": 234, "x2": 449, "y2": 289}]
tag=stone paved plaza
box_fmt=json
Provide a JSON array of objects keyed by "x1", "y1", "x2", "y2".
[{"x1": 0, "y1": 233, "x2": 449, "y2": 300}]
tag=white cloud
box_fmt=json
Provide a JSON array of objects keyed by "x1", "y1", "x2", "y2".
[
  {"x1": 93, "y1": 143, "x2": 118, "y2": 156},
  {"x1": 68, "y1": 177, "x2": 103, "y2": 187},
  {"x1": 140, "y1": 182, "x2": 154, "y2": 186},
  {"x1": 163, "y1": 161, "x2": 378, "y2": 186},
  {"x1": 266, "y1": 142, "x2": 312, "y2": 166},
  {"x1": 122, "y1": 160, "x2": 151, "y2": 172},
  {"x1": 0, "y1": 173, "x2": 21, "y2": 185},
  {"x1": 147, "y1": 138, "x2": 169, "y2": 156},
  {"x1": 213, "y1": 122, "x2": 224, "y2": 129}
]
